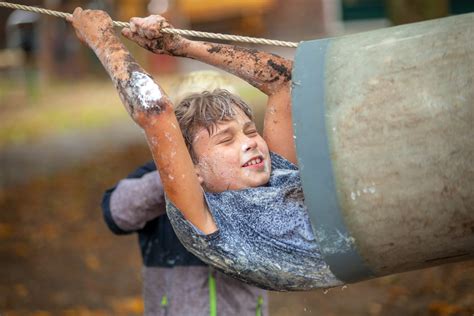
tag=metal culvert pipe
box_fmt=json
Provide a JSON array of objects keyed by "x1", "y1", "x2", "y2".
[{"x1": 292, "y1": 13, "x2": 474, "y2": 283}]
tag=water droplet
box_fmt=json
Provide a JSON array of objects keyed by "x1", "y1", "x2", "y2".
[
  {"x1": 351, "y1": 192, "x2": 356, "y2": 200},
  {"x1": 342, "y1": 285, "x2": 348, "y2": 290}
]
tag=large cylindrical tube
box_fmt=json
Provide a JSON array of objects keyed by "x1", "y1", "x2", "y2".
[{"x1": 291, "y1": 13, "x2": 474, "y2": 283}]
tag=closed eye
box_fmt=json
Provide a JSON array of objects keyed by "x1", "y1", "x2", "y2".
[
  {"x1": 212, "y1": 127, "x2": 234, "y2": 145},
  {"x1": 217, "y1": 136, "x2": 234, "y2": 144},
  {"x1": 245, "y1": 129, "x2": 258, "y2": 136}
]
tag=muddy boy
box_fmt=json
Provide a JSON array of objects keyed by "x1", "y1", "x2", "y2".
[{"x1": 68, "y1": 8, "x2": 342, "y2": 291}]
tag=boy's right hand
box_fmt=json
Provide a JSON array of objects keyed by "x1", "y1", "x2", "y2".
[
  {"x1": 121, "y1": 15, "x2": 187, "y2": 56},
  {"x1": 67, "y1": 8, "x2": 115, "y2": 49}
]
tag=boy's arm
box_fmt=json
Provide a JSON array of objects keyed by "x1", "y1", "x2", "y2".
[
  {"x1": 68, "y1": 9, "x2": 216, "y2": 234},
  {"x1": 122, "y1": 16, "x2": 297, "y2": 164},
  {"x1": 101, "y1": 162, "x2": 165, "y2": 234}
]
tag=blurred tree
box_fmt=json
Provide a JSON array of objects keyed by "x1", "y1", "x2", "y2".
[
  {"x1": 115, "y1": 0, "x2": 146, "y2": 22},
  {"x1": 385, "y1": 0, "x2": 449, "y2": 25},
  {"x1": 342, "y1": 0, "x2": 386, "y2": 20}
]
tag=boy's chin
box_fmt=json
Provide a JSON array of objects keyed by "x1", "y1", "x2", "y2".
[{"x1": 247, "y1": 175, "x2": 270, "y2": 187}]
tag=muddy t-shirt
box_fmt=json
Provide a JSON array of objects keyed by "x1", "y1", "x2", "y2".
[{"x1": 166, "y1": 152, "x2": 342, "y2": 291}]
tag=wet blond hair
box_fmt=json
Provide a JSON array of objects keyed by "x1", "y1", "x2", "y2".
[{"x1": 175, "y1": 89, "x2": 254, "y2": 163}]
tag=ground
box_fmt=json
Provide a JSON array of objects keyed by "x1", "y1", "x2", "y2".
[
  {"x1": 1, "y1": 144, "x2": 473, "y2": 316},
  {"x1": 0, "y1": 79, "x2": 473, "y2": 315}
]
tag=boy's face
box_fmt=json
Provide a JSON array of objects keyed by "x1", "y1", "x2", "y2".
[{"x1": 193, "y1": 108, "x2": 271, "y2": 192}]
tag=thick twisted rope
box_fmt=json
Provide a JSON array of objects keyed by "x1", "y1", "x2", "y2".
[{"x1": 0, "y1": 1, "x2": 299, "y2": 48}]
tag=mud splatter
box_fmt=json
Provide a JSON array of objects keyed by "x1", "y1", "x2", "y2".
[
  {"x1": 207, "y1": 46, "x2": 223, "y2": 54},
  {"x1": 267, "y1": 60, "x2": 291, "y2": 82},
  {"x1": 116, "y1": 67, "x2": 168, "y2": 116}
]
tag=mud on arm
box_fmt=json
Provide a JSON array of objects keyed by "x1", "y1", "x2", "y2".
[{"x1": 68, "y1": 8, "x2": 217, "y2": 234}]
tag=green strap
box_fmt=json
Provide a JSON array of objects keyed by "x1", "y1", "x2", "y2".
[
  {"x1": 255, "y1": 295, "x2": 263, "y2": 316},
  {"x1": 160, "y1": 295, "x2": 168, "y2": 307},
  {"x1": 209, "y1": 269, "x2": 217, "y2": 316}
]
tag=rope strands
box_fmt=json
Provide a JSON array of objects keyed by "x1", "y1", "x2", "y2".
[{"x1": 0, "y1": 1, "x2": 300, "y2": 48}]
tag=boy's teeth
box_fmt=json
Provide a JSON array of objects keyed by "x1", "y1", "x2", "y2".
[{"x1": 245, "y1": 157, "x2": 262, "y2": 166}]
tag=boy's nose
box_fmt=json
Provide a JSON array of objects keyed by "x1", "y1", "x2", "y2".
[{"x1": 242, "y1": 137, "x2": 258, "y2": 152}]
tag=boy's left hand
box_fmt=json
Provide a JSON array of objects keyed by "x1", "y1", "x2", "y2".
[{"x1": 122, "y1": 15, "x2": 186, "y2": 56}]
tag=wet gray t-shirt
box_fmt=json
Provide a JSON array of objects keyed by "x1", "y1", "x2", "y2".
[{"x1": 166, "y1": 152, "x2": 342, "y2": 291}]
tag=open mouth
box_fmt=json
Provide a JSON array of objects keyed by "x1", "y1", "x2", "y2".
[{"x1": 242, "y1": 156, "x2": 264, "y2": 167}]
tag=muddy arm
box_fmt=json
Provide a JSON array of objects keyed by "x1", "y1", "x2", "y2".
[
  {"x1": 68, "y1": 9, "x2": 217, "y2": 234},
  {"x1": 122, "y1": 16, "x2": 297, "y2": 164}
]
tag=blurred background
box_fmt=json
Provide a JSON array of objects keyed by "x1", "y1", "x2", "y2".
[{"x1": 1, "y1": 0, "x2": 473, "y2": 315}]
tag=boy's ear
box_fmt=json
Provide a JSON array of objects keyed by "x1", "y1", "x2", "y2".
[{"x1": 195, "y1": 165, "x2": 204, "y2": 185}]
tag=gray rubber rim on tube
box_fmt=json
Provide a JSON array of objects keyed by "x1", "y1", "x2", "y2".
[{"x1": 291, "y1": 39, "x2": 374, "y2": 283}]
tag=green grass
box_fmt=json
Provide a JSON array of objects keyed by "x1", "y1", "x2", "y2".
[{"x1": 0, "y1": 78, "x2": 128, "y2": 148}]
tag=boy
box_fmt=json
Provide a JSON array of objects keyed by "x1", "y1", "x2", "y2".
[
  {"x1": 68, "y1": 9, "x2": 342, "y2": 291},
  {"x1": 102, "y1": 71, "x2": 268, "y2": 315}
]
